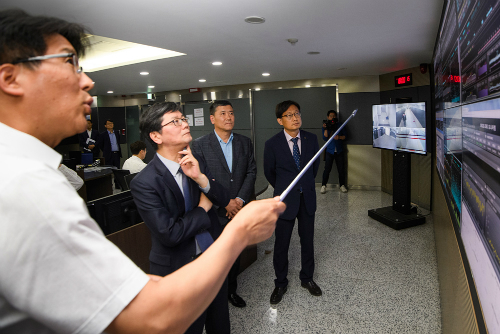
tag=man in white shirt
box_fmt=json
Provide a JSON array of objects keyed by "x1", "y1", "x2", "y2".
[
  {"x1": 122, "y1": 140, "x2": 147, "y2": 173},
  {"x1": 0, "y1": 9, "x2": 285, "y2": 334}
]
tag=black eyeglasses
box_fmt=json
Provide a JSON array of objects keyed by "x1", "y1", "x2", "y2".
[
  {"x1": 281, "y1": 112, "x2": 301, "y2": 120},
  {"x1": 12, "y1": 53, "x2": 82, "y2": 74},
  {"x1": 162, "y1": 117, "x2": 189, "y2": 127}
]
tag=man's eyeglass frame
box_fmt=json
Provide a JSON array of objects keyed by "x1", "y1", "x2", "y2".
[
  {"x1": 11, "y1": 53, "x2": 82, "y2": 74},
  {"x1": 281, "y1": 112, "x2": 301, "y2": 120},
  {"x1": 162, "y1": 117, "x2": 189, "y2": 128}
]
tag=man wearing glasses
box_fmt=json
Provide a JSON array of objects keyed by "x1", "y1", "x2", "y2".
[
  {"x1": 264, "y1": 100, "x2": 322, "y2": 305},
  {"x1": 0, "y1": 9, "x2": 285, "y2": 334},
  {"x1": 129, "y1": 102, "x2": 232, "y2": 334}
]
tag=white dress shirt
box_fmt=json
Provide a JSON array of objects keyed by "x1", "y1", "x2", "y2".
[
  {"x1": 0, "y1": 122, "x2": 148, "y2": 334},
  {"x1": 122, "y1": 155, "x2": 147, "y2": 174}
]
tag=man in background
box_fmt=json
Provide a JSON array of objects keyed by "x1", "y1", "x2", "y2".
[
  {"x1": 79, "y1": 118, "x2": 100, "y2": 159},
  {"x1": 264, "y1": 100, "x2": 322, "y2": 305},
  {"x1": 122, "y1": 140, "x2": 147, "y2": 173},
  {"x1": 99, "y1": 119, "x2": 121, "y2": 168},
  {"x1": 0, "y1": 9, "x2": 285, "y2": 334},
  {"x1": 192, "y1": 100, "x2": 257, "y2": 308},
  {"x1": 320, "y1": 110, "x2": 347, "y2": 194}
]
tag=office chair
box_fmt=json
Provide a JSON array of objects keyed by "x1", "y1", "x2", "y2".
[
  {"x1": 112, "y1": 169, "x2": 131, "y2": 191},
  {"x1": 124, "y1": 172, "x2": 138, "y2": 189}
]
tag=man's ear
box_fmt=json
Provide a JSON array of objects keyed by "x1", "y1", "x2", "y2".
[
  {"x1": 210, "y1": 115, "x2": 215, "y2": 125},
  {"x1": 0, "y1": 64, "x2": 24, "y2": 96},
  {"x1": 149, "y1": 132, "x2": 163, "y2": 146},
  {"x1": 277, "y1": 118, "x2": 283, "y2": 126}
]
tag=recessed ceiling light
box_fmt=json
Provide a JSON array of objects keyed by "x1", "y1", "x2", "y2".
[
  {"x1": 307, "y1": 51, "x2": 320, "y2": 55},
  {"x1": 107, "y1": 91, "x2": 114, "y2": 93},
  {"x1": 337, "y1": 67, "x2": 347, "y2": 71},
  {"x1": 140, "y1": 72, "x2": 149, "y2": 75},
  {"x1": 199, "y1": 79, "x2": 206, "y2": 82},
  {"x1": 262, "y1": 73, "x2": 270, "y2": 76},
  {"x1": 245, "y1": 16, "x2": 265, "y2": 24},
  {"x1": 305, "y1": 85, "x2": 311, "y2": 88},
  {"x1": 212, "y1": 61, "x2": 222, "y2": 66},
  {"x1": 255, "y1": 88, "x2": 261, "y2": 91},
  {"x1": 148, "y1": 85, "x2": 155, "y2": 88}
]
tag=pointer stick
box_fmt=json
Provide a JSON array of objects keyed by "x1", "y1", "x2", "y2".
[{"x1": 280, "y1": 109, "x2": 358, "y2": 202}]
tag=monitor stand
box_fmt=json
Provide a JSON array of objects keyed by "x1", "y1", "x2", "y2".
[{"x1": 368, "y1": 151, "x2": 425, "y2": 230}]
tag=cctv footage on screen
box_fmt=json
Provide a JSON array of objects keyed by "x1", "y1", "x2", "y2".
[{"x1": 372, "y1": 102, "x2": 427, "y2": 154}]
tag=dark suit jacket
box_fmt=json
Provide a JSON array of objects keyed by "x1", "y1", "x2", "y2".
[
  {"x1": 98, "y1": 130, "x2": 122, "y2": 165},
  {"x1": 264, "y1": 129, "x2": 320, "y2": 220},
  {"x1": 79, "y1": 129, "x2": 100, "y2": 156},
  {"x1": 192, "y1": 132, "x2": 256, "y2": 222},
  {"x1": 130, "y1": 153, "x2": 230, "y2": 275}
]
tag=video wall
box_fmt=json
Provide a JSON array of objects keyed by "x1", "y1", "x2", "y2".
[{"x1": 434, "y1": 0, "x2": 500, "y2": 332}]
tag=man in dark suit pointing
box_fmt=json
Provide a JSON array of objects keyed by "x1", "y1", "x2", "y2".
[
  {"x1": 193, "y1": 100, "x2": 257, "y2": 308},
  {"x1": 264, "y1": 100, "x2": 322, "y2": 305}
]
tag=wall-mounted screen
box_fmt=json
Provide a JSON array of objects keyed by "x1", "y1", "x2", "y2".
[
  {"x1": 372, "y1": 102, "x2": 427, "y2": 155},
  {"x1": 433, "y1": 1, "x2": 500, "y2": 330}
]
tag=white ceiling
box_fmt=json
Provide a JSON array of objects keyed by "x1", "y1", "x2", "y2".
[{"x1": 1, "y1": 0, "x2": 444, "y2": 96}]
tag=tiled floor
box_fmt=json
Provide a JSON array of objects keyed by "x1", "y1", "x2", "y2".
[{"x1": 225, "y1": 185, "x2": 442, "y2": 334}]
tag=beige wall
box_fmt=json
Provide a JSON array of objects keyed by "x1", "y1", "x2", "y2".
[{"x1": 347, "y1": 145, "x2": 381, "y2": 188}]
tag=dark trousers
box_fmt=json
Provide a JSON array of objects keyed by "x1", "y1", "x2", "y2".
[
  {"x1": 220, "y1": 216, "x2": 240, "y2": 295},
  {"x1": 110, "y1": 151, "x2": 121, "y2": 168},
  {"x1": 185, "y1": 278, "x2": 230, "y2": 334},
  {"x1": 322, "y1": 151, "x2": 346, "y2": 187},
  {"x1": 273, "y1": 194, "x2": 315, "y2": 287}
]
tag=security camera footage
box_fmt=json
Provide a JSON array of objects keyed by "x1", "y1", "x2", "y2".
[
  {"x1": 372, "y1": 102, "x2": 426, "y2": 154},
  {"x1": 433, "y1": 1, "x2": 500, "y2": 330}
]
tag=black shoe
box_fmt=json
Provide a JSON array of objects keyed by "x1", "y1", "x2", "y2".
[
  {"x1": 270, "y1": 286, "x2": 287, "y2": 304},
  {"x1": 301, "y1": 280, "x2": 322, "y2": 296},
  {"x1": 228, "y1": 293, "x2": 246, "y2": 308}
]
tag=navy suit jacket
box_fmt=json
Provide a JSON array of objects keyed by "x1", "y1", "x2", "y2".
[
  {"x1": 98, "y1": 130, "x2": 122, "y2": 165},
  {"x1": 192, "y1": 132, "x2": 256, "y2": 222},
  {"x1": 264, "y1": 130, "x2": 320, "y2": 220},
  {"x1": 130, "y1": 153, "x2": 230, "y2": 275},
  {"x1": 79, "y1": 129, "x2": 100, "y2": 156}
]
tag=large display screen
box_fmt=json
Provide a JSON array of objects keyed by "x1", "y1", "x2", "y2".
[
  {"x1": 433, "y1": 0, "x2": 500, "y2": 331},
  {"x1": 372, "y1": 102, "x2": 427, "y2": 155}
]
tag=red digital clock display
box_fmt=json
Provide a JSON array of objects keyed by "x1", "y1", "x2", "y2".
[{"x1": 395, "y1": 73, "x2": 413, "y2": 87}]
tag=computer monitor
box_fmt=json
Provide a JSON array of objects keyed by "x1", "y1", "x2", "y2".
[
  {"x1": 87, "y1": 190, "x2": 142, "y2": 235},
  {"x1": 372, "y1": 102, "x2": 427, "y2": 155}
]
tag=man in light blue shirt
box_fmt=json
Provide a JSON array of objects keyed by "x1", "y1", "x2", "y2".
[
  {"x1": 98, "y1": 119, "x2": 122, "y2": 169},
  {"x1": 192, "y1": 100, "x2": 257, "y2": 308}
]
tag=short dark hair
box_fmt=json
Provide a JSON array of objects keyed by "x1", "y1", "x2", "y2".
[
  {"x1": 130, "y1": 141, "x2": 147, "y2": 155},
  {"x1": 275, "y1": 100, "x2": 300, "y2": 119},
  {"x1": 327, "y1": 110, "x2": 337, "y2": 117},
  {"x1": 210, "y1": 100, "x2": 233, "y2": 116},
  {"x1": 140, "y1": 102, "x2": 182, "y2": 150},
  {"x1": 0, "y1": 9, "x2": 89, "y2": 68},
  {"x1": 105, "y1": 119, "x2": 113, "y2": 125}
]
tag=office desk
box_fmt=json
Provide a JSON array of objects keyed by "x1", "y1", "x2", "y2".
[{"x1": 83, "y1": 167, "x2": 113, "y2": 201}]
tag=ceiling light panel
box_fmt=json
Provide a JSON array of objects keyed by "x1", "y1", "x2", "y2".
[{"x1": 80, "y1": 35, "x2": 186, "y2": 72}]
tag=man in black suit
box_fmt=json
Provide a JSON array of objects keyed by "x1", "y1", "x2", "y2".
[
  {"x1": 98, "y1": 119, "x2": 121, "y2": 168},
  {"x1": 79, "y1": 119, "x2": 100, "y2": 159},
  {"x1": 264, "y1": 100, "x2": 322, "y2": 305},
  {"x1": 130, "y1": 102, "x2": 231, "y2": 334},
  {"x1": 192, "y1": 100, "x2": 257, "y2": 308}
]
